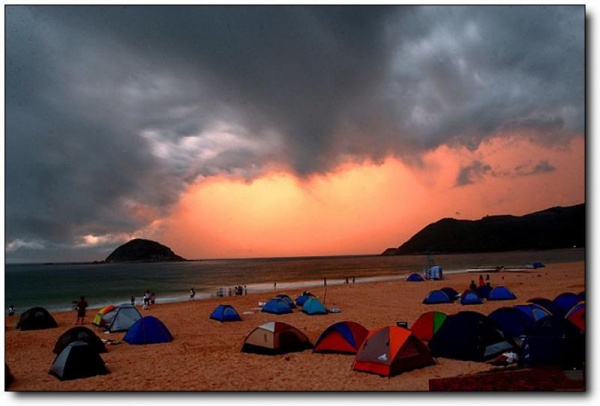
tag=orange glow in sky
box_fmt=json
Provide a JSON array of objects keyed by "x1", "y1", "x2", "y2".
[{"x1": 157, "y1": 135, "x2": 585, "y2": 259}]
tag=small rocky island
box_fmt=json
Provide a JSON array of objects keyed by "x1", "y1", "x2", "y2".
[{"x1": 104, "y1": 238, "x2": 187, "y2": 262}]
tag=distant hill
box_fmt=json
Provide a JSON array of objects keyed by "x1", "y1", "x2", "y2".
[
  {"x1": 105, "y1": 238, "x2": 186, "y2": 262},
  {"x1": 382, "y1": 204, "x2": 585, "y2": 255}
]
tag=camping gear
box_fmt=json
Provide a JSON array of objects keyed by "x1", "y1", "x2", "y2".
[
  {"x1": 487, "y1": 286, "x2": 517, "y2": 301},
  {"x1": 92, "y1": 304, "x2": 116, "y2": 327},
  {"x1": 411, "y1": 311, "x2": 448, "y2": 341},
  {"x1": 353, "y1": 326, "x2": 436, "y2": 377},
  {"x1": 241, "y1": 321, "x2": 312, "y2": 354},
  {"x1": 488, "y1": 307, "x2": 534, "y2": 341},
  {"x1": 406, "y1": 273, "x2": 425, "y2": 282},
  {"x1": 301, "y1": 297, "x2": 328, "y2": 315},
  {"x1": 275, "y1": 294, "x2": 297, "y2": 309},
  {"x1": 440, "y1": 287, "x2": 459, "y2": 301},
  {"x1": 565, "y1": 301, "x2": 585, "y2": 332},
  {"x1": 49, "y1": 341, "x2": 109, "y2": 381},
  {"x1": 531, "y1": 262, "x2": 545, "y2": 269},
  {"x1": 428, "y1": 311, "x2": 514, "y2": 361},
  {"x1": 313, "y1": 321, "x2": 369, "y2": 354},
  {"x1": 425, "y1": 266, "x2": 444, "y2": 280},
  {"x1": 521, "y1": 316, "x2": 585, "y2": 369},
  {"x1": 101, "y1": 304, "x2": 142, "y2": 332},
  {"x1": 123, "y1": 316, "x2": 173, "y2": 345},
  {"x1": 422, "y1": 290, "x2": 452, "y2": 304},
  {"x1": 261, "y1": 298, "x2": 293, "y2": 315},
  {"x1": 53, "y1": 326, "x2": 107, "y2": 354},
  {"x1": 553, "y1": 292, "x2": 580, "y2": 315},
  {"x1": 295, "y1": 291, "x2": 315, "y2": 306},
  {"x1": 210, "y1": 304, "x2": 242, "y2": 322},
  {"x1": 16, "y1": 307, "x2": 58, "y2": 331},
  {"x1": 459, "y1": 290, "x2": 483, "y2": 305}
]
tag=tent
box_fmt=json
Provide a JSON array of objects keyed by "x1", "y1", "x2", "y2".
[
  {"x1": 488, "y1": 286, "x2": 517, "y2": 301},
  {"x1": 531, "y1": 262, "x2": 545, "y2": 269},
  {"x1": 49, "y1": 341, "x2": 109, "y2": 381},
  {"x1": 553, "y1": 292, "x2": 580, "y2": 315},
  {"x1": 124, "y1": 316, "x2": 173, "y2": 345},
  {"x1": 565, "y1": 301, "x2": 585, "y2": 332},
  {"x1": 276, "y1": 294, "x2": 297, "y2": 309},
  {"x1": 515, "y1": 304, "x2": 552, "y2": 322},
  {"x1": 92, "y1": 304, "x2": 116, "y2": 327},
  {"x1": 16, "y1": 307, "x2": 58, "y2": 331},
  {"x1": 577, "y1": 291, "x2": 585, "y2": 302},
  {"x1": 295, "y1": 291, "x2": 315, "y2": 306},
  {"x1": 428, "y1": 311, "x2": 514, "y2": 361},
  {"x1": 422, "y1": 290, "x2": 452, "y2": 304},
  {"x1": 241, "y1": 322, "x2": 312, "y2": 354},
  {"x1": 476, "y1": 284, "x2": 493, "y2": 299},
  {"x1": 301, "y1": 297, "x2": 328, "y2": 315},
  {"x1": 425, "y1": 266, "x2": 444, "y2": 280},
  {"x1": 459, "y1": 290, "x2": 483, "y2": 305},
  {"x1": 261, "y1": 298, "x2": 293, "y2": 315},
  {"x1": 53, "y1": 326, "x2": 107, "y2": 355},
  {"x1": 313, "y1": 321, "x2": 369, "y2": 354},
  {"x1": 488, "y1": 307, "x2": 535, "y2": 340},
  {"x1": 210, "y1": 304, "x2": 242, "y2": 322},
  {"x1": 411, "y1": 311, "x2": 448, "y2": 341},
  {"x1": 407, "y1": 273, "x2": 425, "y2": 282},
  {"x1": 101, "y1": 304, "x2": 142, "y2": 333},
  {"x1": 353, "y1": 326, "x2": 436, "y2": 377},
  {"x1": 440, "y1": 287, "x2": 459, "y2": 301},
  {"x1": 521, "y1": 316, "x2": 585, "y2": 369},
  {"x1": 527, "y1": 297, "x2": 563, "y2": 317}
]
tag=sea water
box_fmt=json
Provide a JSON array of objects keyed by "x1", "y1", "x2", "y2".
[{"x1": 4, "y1": 248, "x2": 585, "y2": 313}]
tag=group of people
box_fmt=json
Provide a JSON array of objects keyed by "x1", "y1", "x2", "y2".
[
  {"x1": 230, "y1": 285, "x2": 247, "y2": 296},
  {"x1": 469, "y1": 274, "x2": 491, "y2": 291},
  {"x1": 141, "y1": 290, "x2": 156, "y2": 309}
]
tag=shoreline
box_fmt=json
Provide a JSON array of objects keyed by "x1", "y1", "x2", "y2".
[{"x1": 5, "y1": 259, "x2": 585, "y2": 391}]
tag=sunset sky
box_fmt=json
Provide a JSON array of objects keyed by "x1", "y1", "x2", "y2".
[{"x1": 4, "y1": 5, "x2": 585, "y2": 263}]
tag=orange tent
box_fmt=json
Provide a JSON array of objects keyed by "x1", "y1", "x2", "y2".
[{"x1": 353, "y1": 326, "x2": 436, "y2": 377}]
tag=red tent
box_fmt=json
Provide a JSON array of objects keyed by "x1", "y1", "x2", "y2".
[{"x1": 313, "y1": 321, "x2": 368, "y2": 354}]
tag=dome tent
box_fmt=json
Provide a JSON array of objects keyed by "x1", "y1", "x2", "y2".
[{"x1": 124, "y1": 316, "x2": 173, "y2": 345}]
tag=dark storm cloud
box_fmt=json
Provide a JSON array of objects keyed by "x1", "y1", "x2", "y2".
[
  {"x1": 5, "y1": 5, "x2": 584, "y2": 261},
  {"x1": 455, "y1": 160, "x2": 492, "y2": 186}
]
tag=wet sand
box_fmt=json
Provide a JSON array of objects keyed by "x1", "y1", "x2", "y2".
[{"x1": 4, "y1": 260, "x2": 584, "y2": 391}]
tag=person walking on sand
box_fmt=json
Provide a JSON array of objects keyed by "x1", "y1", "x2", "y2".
[
  {"x1": 478, "y1": 275, "x2": 485, "y2": 287},
  {"x1": 190, "y1": 287, "x2": 196, "y2": 300},
  {"x1": 75, "y1": 296, "x2": 88, "y2": 325}
]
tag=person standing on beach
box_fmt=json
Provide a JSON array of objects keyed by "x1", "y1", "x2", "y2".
[
  {"x1": 130, "y1": 295, "x2": 135, "y2": 306},
  {"x1": 324, "y1": 277, "x2": 327, "y2": 287},
  {"x1": 190, "y1": 287, "x2": 196, "y2": 300},
  {"x1": 7, "y1": 305, "x2": 16, "y2": 316},
  {"x1": 75, "y1": 296, "x2": 88, "y2": 325}
]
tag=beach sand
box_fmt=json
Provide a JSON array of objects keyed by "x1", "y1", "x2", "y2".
[{"x1": 4, "y1": 260, "x2": 585, "y2": 391}]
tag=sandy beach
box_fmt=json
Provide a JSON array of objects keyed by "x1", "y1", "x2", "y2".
[{"x1": 4, "y1": 260, "x2": 585, "y2": 392}]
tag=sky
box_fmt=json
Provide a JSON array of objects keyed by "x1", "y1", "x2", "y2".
[{"x1": 4, "y1": 4, "x2": 586, "y2": 263}]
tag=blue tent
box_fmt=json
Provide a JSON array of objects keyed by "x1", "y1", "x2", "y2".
[
  {"x1": 528, "y1": 297, "x2": 563, "y2": 317},
  {"x1": 515, "y1": 304, "x2": 552, "y2": 322},
  {"x1": 488, "y1": 307, "x2": 534, "y2": 340},
  {"x1": 276, "y1": 294, "x2": 297, "y2": 309},
  {"x1": 295, "y1": 291, "x2": 315, "y2": 306},
  {"x1": 428, "y1": 311, "x2": 514, "y2": 361},
  {"x1": 553, "y1": 292, "x2": 580, "y2": 315},
  {"x1": 460, "y1": 290, "x2": 483, "y2": 305},
  {"x1": 407, "y1": 273, "x2": 425, "y2": 282},
  {"x1": 210, "y1": 304, "x2": 242, "y2": 322},
  {"x1": 423, "y1": 290, "x2": 452, "y2": 304},
  {"x1": 488, "y1": 286, "x2": 517, "y2": 301},
  {"x1": 476, "y1": 284, "x2": 493, "y2": 299},
  {"x1": 440, "y1": 287, "x2": 459, "y2": 301},
  {"x1": 124, "y1": 316, "x2": 173, "y2": 345},
  {"x1": 301, "y1": 297, "x2": 328, "y2": 315},
  {"x1": 531, "y1": 262, "x2": 545, "y2": 269},
  {"x1": 521, "y1": 316, "x2": 584, "y2": 369},
  {"x1": 262, "y1": 298, "x2": 293, "y2": 315}
]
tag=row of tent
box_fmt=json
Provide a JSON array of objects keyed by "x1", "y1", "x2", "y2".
[
  {"x1": 423, "y1": 285, "x2": 517, "y2": 305},
  {"x1": 49, "y1": 315, "x2": 174, "y2": 381}
]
